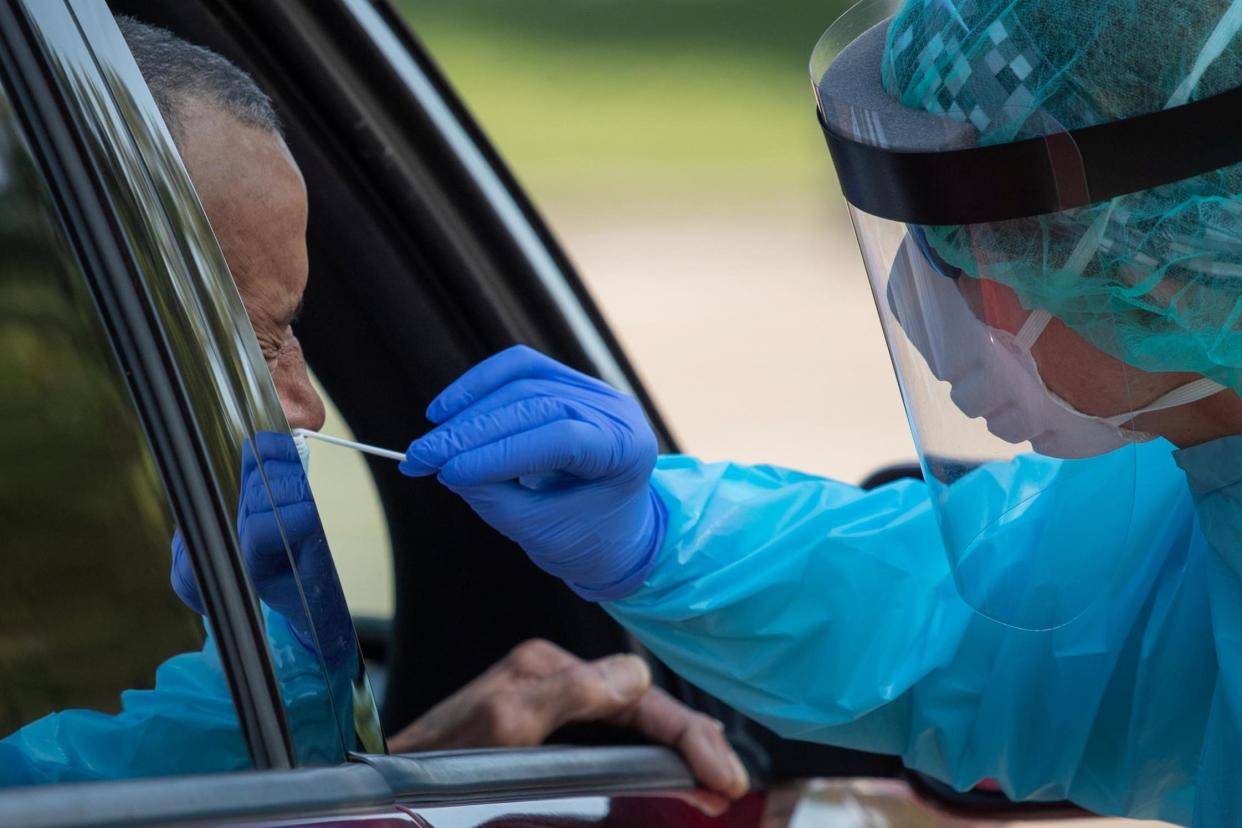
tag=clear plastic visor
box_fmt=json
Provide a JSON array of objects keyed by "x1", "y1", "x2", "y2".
[
  {"x1": 814, "y1": 0, "x2": 1150, "y2": 630},
  {"x1": 855, "y1": 211, "x2": 1142, "y2": 630}
]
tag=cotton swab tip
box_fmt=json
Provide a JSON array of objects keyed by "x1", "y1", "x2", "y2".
[{"x1": 291, "y1": 429, "x2": 406, "y2": 462}]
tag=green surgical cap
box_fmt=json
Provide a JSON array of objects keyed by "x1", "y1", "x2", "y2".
[{"x1": 883, "y1": 0, "x2": 1242, "y2": 392}]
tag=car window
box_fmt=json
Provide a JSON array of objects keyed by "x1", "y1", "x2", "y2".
[
  {"x1": 39, "y1": 0, "x2": 389, "y2": 764},
  {"x1": 307, "y1": 377, "x2": 394, "y2": 621},
  {"x1": 0, "y1": 75, "x2": 245, "y2": 785}
]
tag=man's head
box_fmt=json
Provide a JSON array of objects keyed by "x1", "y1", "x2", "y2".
[{"x1": 118, "y1": 17, "x2": 325, "y2": 432}]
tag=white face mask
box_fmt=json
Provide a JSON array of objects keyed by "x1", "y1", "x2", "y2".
[{"x1": 890, "y1": 239, "x2": 1226, "y2": 459}]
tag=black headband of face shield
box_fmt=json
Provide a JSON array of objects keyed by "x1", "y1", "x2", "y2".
[{"x1": 818, "y1": 22, "x2": 1242, "y2": 226}]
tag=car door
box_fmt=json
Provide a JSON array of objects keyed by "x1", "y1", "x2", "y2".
[
  {"x1": 0, "y1": 0, "x2": 414, "y2": 822},
  {"x1": 0, "y1": 1, "x2": 773, "y2": 825}
]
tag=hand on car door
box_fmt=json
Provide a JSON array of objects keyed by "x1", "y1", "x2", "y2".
[{"x1": 387, "y1": 638, "x2": 749, "y2": 810}]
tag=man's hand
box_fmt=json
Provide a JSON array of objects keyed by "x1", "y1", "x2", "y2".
[{"x1": 387, "y1": 639, "x2": 749, "y2": 806}]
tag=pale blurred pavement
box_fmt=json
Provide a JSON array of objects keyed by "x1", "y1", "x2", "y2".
[{"x1": 547, "y1": 194, "x2": 917, "y2": 484}]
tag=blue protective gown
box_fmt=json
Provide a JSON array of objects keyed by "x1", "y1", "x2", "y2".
[
  {"x1": 607, "y1": 437, "x2": 1235, "y2": 826},
  {"x1": 0, "y1": 609, "x2": 349, "y2": 785}
]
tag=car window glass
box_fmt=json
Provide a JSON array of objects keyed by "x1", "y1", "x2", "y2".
[
  {"x1": 306, "y1": 376, "x2": 394, "y2": 621},
  {"x1": 0, "y1": 79, "x2": 247, "y2": 785},
  {"x1": 235, "y1": 429, "x2": 384, "y2": 762}
]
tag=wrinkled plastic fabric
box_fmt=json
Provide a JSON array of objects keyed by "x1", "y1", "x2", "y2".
[
  {"x1": 882, "y1": 0, "x2": 1242, "y2": 394},
  {"x1": 606, "y1": 440, "x2": 1239, "y2": 825},
  {"x1": 0, "y1": 607, "x2": 347, "y2": 786},
  {"x1": 1173, "y1": 435, "x2": 1242, "y2": 826}
]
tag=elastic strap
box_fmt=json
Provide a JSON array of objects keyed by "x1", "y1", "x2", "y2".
[
  {"x1": 1014, "y1": 309, "x2": 1053, "y2": 351},
  {"x1": 1104, "y1": 378, "x2": 1229, "y2": 425}
]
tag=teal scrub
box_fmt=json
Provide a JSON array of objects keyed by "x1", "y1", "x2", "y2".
[
  {"x1": 0, "y1": 608, "x2": 349, "y2": 785},
  {"x1": 608, "y1": 438, "x2": 1221, "y2": 825}
]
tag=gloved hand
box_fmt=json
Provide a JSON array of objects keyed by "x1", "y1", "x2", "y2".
[
  {"x1": 171, "y1": 432, "x2": 353, "y2": 665},
  {"x1": 400, "y1": 346, "x2": 666, "y2": 602}
]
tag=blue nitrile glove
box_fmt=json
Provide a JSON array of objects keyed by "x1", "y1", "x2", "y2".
[
  {"x1": 171, "y1": 432, "x2": 353, "y2": 665},
  {"x1": 400, "y1": 345, "x2": 666, "y2": 602}
]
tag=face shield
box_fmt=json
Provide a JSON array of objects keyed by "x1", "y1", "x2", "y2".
[{"x1": 812, "y1": 0, "x2": 1242, "y2": 629}]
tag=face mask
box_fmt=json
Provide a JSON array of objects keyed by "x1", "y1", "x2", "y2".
[
  {"x1": 889, "y1": 238, "x2": 1226, "y2": 459},
  {"x1": 293, "y1": 432, "x2": 312, "y2": 475},
  {"x1": 1009, "y1": 310, "x2": 1227, "y2": 447}
]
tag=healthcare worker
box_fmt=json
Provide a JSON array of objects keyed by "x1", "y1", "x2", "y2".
[{"x1": 399, "y1": 0, "x2": 1242, "y2": 824}]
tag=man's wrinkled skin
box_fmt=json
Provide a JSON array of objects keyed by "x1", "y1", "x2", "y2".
[
  {"x1": 178, "y1": 100, "x2": 323, "y2": 433},
  {"x1": 176, "y1": 99, "x2": 749, "y2": 805},
  {"x1": 388, "y1": 639, "x2": 748, "y2": 812}
]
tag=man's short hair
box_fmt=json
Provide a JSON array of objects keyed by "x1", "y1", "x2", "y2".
[{"x1": 116, "y1": 16, "x2": 283, "y2": 144}]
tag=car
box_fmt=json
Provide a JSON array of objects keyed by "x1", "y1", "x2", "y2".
[{"x1": 0, "y1": 0, "x2": 1163, "y2": 825}]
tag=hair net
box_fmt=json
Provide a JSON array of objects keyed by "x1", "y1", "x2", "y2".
[{"x1": 882, "y1": 0, "x2": 1242, "y2": 392}]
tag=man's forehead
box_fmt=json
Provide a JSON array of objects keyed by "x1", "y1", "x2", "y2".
[
  {"x1": 177, "y1": 101, "x2": 309, "y2": 334},
  {"x1": 182, "y1": 109, "x2": 302, "y2": 194},
  {"x1": 237, "y1": 265, "x2": 304, "y2": 326}
]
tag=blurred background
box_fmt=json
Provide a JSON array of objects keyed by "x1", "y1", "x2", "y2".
[
  {"x1": 396, "y1": 0, "x2": 917, "y2": 478},
  {"x1": 315, "y1": 0, "x2": 921, "y2": 618}
]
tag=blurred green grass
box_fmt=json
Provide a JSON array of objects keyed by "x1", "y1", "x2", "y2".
[{"x1": 396, "y1": 0, "x2": 853, "y2": 199}]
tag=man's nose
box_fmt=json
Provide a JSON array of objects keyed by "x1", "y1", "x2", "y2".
[{"x1": 279, "y1": 365, "x2": 327, "y2": 433}]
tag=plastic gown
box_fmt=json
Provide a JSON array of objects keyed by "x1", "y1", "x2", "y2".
[
  {"x1": 607, "y1": 437, "x2": 1242, "y2": 826},
  {"x1": 0, "y1": 608, "x2": 349, "y2": 785}
]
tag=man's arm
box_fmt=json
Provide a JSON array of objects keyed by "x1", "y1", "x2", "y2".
[{"x1": 610, "y1": 457, "x2": 971, "y2": 736}]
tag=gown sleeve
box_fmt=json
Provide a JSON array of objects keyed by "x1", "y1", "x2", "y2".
[{"x1": 607, "y1": 441, "x2": 1214, "y2": 824}]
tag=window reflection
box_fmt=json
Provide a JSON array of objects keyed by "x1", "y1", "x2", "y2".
[{"x1": 0, "y1": 81, "x2": 238, "y2": 783}]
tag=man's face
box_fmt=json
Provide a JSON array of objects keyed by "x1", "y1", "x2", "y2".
[{"x1": 178, "y1": 99, "x2": 325, "y2": 432}]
